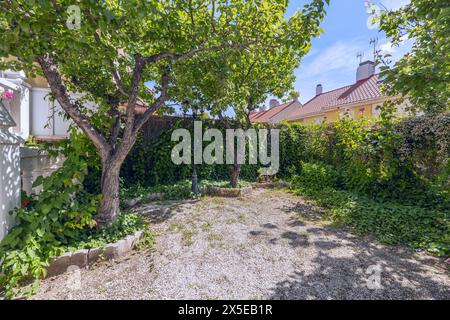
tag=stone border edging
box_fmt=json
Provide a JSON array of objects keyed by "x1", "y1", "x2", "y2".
[
  {"x1": 123, "y1": 193, "x2": 164, "y2": 208},
  {"x1": 204, "y1": 185, "x2": 252, "y2": 198},
  {"x1": 45, "y1": 230, "x2": 143, "y2": 278},
  {"x1": 253, "y1": 181, "x2": 290, "y2": 189}
]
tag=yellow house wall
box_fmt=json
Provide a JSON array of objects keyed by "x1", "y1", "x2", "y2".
[
  {"x1": 302, "y1": 117, "x2": 316, "y2": 124},
  {"x1": 288, "y1": 98, "x2": 396, "y2": 125},
  {"x1": 324, "y1": 110, "x2": 339, "y2": 123},
  {"x1": 351, "y1": 105, "x2": 373, "y2": 120},
  {"x1": 27, "y1": 75, "x2": 49, "y2": 88}
]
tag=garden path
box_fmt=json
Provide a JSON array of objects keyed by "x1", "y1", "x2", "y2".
[{"x1": 33, "y1": 188, "x2": 450, "y2": 300}]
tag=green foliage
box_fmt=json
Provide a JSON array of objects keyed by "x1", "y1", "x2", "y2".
[
  {"x1": 120, "y1": 179, "x2": 253, "y2": 206},
  {"x1": 0, "y1": 129, "x2": 143, "y2": 299},
  {"x1": 292, "y1": 161, "x2": 337, "y2": 191},
  {"x1": 121, "y1": 120, "x2": 259, "y2": 188},
  {"x1": 279, "y1": 112, "x2": 450, "y2": 208},
  {"x1": 373, "y1": 0, "x2": 450, "y2": 113},
  {"x1": 120, "y1": 180, "x2": 194, "y2": 203},
  {"x1": 200, "y1": 179, "x2": 253, "y2": 189},
  {"x1": 292, "y1": 182, "x2": 449, "y2": 257}
]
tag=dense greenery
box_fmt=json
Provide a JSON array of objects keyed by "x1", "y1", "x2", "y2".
[
  {"x1": 121, "y1": 119, "x2": 259, "y2": 188},
  {"x1": 292, "y1": 175, "x2": 449, "y2": 257},
  {"x1": 0, "y1": 130, "x2": 147, "y2": 299},
  {"x1": 279, "y1": 111, "x2": 450, "y2": 209},
  {"x1": 372, "y1": 0, "x2": 450, "y2": 113},
  {"x1": 280, "y1": 111, "x2": 450, "y2": 256}
]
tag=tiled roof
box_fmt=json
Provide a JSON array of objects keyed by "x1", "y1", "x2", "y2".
[
  {"x1": 286, "y1": 75, "x2": 385, "y2": 121},
  {"x1": 250, "y1": 100, "x2": 301, "y2": 123}
]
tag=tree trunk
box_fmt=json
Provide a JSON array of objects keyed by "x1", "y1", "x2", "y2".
[
  {"x1": 97, "y1": 161, "x2": 121, "y2": 226},
  {"x1": 230, "y1": 163, "x2": 241, "y2": 188}
]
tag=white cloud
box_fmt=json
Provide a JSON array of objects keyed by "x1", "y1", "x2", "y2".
[
  {"x1": 379, "y1": 36, "x2": 414, "y2": 63},
  {"x1": 293, "y1": 36, "x2": 413, "y2": 103},
  {"x1": 298, "y1": 41, "x2": 363, "y2": 79}
]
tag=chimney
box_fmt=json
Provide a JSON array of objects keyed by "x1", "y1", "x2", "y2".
[
  {"x1": 269, "y1": 99, "x2": 280, "y2": 109},
  {"x1": 356, "y1": 60, "x2": 375, "y2": 82},
  {"x1": 316, "y1": 84, "x2": 323, "y2": 96}
]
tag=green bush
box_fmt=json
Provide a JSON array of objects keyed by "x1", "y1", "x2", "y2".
[
  {"x1": 292, "y1": 182, "x2": 449, "y2": 257},
  {"x1": 279, "y1": 111, "x2": 450, "y2": 209},
  {"x1": 121, "y1": 120, "x2": 258, "y2": 188},
  {"x1": 292, "y1": 161, "x2": 337, "y2": 191},
  {"x1": 0, "y1": 130, "x2": 145, "y2": 299}
]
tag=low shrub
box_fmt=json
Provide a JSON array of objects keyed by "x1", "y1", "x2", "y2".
[
  {"x1": 293, "y1": 161, "x2": 337, "y2": 191},
  {"x1": 292, "y1": 179, "x2": 450, "y2": 257},
  {"x1": 0, "y1": 130, "x2": 147, "y2": 299},
  {"x1": 0, "y1": 208, "x2": 145, "y2": 299}
]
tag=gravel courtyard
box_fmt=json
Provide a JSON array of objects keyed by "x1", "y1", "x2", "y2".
[{"x1": 33, "y1": 188, "x2": 450, "y2": 300}]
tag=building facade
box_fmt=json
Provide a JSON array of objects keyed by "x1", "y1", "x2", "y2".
[{"x1": 252, "y1": 61, "x2": 407, "y2": 125}]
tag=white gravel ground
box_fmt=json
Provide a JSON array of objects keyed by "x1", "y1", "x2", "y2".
[{"x1": 33, "y1": 189, "x2": 450, "y2": 300}]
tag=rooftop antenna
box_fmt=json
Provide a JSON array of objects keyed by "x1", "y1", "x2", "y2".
[
  {"x1": 357, "y1": 51, "x2": 364, "y2": 64},
  {"x1": 370, "y1": 37, "x2": 379, "y2": 61}
]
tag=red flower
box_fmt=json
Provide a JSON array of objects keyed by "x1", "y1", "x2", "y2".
[{"x1": 21, "y1": 199, "x2": 30, "y2": 208}]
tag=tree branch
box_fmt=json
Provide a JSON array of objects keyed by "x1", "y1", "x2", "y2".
[
  {"x1": 107, "y1": 96, "x2": 121, "y2": 147},
  {"x1": 217, "y1": 111, "x2": 231, "y2": 129},
  {"x1": 133, "y1": 69, "x2": 171, "y2": 134},
  {"x1": 93, "y1": 30, "x2": 129, "y2": 98},
  {"x1": 37, "y1": 53, "x2": 111, "y2": 159},
  {"x1": 142, "y1": 41, "x2": 256, "y2": 64}
]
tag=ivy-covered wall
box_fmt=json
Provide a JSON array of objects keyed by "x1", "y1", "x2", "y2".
[
  {"x1": 278, "y1": 111, "x2": 450, "y2": 209},
  {"x1": 120, "y1": 112, "x2": 449, "y2": 209},
  {"x1": 121, "y1": 119, "x2": 259, "y2": 188}
]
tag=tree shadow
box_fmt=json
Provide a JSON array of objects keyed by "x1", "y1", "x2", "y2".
[
  {"x1": 133, "y1": 199, "x2": 199, "y2": 224},
  {"x1": 280, "y1": 202, "x2": 324, "y2": 222},
  {"x1": 269, "y1": 246, "x2": 450, "y2": 300},
  {"x1": 281, "y1": 231, "x2": 309, "y2": 248}
]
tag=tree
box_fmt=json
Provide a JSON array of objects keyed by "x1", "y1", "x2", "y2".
[
  {"x1": 373, "y1": 0, "x2": 450, "y2": 113},
  {"x1": 172, "y1": 1, "x2": 328, "y2": 187},
  {"x1": 0, "y1": 0, "x2": 328, "y2": 225},
  {"x1": 215, "y1": 46, "x2": 303, "y2": 187}
]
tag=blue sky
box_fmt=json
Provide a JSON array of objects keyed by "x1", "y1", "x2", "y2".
[
  {"x1": 285, "y1": 0, "x2": 412, "y2": 104},
  {"x1": 157, "y1": 0, "x2": 412, "y2": 114}
]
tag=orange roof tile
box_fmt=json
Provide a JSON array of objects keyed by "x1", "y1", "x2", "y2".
[
  {"x1": 251, "y1": 100, "x2": 301, "y2": 123},
  {"x1": 287, "y1": 75, "x2": 385, "y2": 121}
]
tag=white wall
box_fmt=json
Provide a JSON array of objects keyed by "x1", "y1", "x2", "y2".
[
  {"x1": 0, "y1": 104, "x2": 21, "y2": 241},
  {"x1": 30, "y1": 87, "x2": 53, "y2": 137},
  {"x1": 30, "y1": 87, "x2": 77, "y2": 138},
  {"x1": 20, "y1": 147, "x2": 65, "y2": 196}
]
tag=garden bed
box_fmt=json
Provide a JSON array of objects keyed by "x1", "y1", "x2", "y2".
[{"x1": 46, "y1": 230, "x2": 144, "y2": 278}]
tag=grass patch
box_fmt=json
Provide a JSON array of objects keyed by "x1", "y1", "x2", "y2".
[
  {"x1": 182, "y1": 230, "x2": 195, "y2": 246},
  {"x1": 167, "y1": 222, "x2": 195, "y2": 246},
  {"x1": 237, "y1": 213, "x2": 246, "y2": 223},
  {"x1": 201, "y1": 222, "x2": 213, "y2": 232}
]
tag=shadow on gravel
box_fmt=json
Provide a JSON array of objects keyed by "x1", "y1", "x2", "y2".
[
  {"x1": 269, "y1": 247, "x2": 450, "y2": 300},
  {"x1": 134, "y1": 199, "x2": 199, "y2": 223},
  {"x1": 281, "y1": 202, "x2": 325, "y2": 222},
  {"x1": 281, "y1": 231, "x2": 309, "y2": 248}
]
